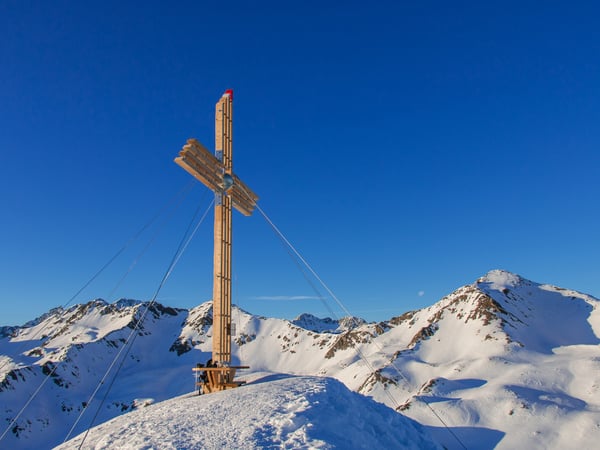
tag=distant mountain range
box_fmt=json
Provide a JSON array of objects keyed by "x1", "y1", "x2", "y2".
[{"x1": 1, "y1": 270, "x2": 599, "y2": 449}]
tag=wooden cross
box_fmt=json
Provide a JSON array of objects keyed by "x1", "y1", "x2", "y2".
[{"x1": 174, "y1": 90, "x2": 258, "y2": 372}]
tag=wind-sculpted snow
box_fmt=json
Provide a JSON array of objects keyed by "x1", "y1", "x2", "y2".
[
  {"x1": 57, "y1": 375, "x2": 442, "y2": 449},
  {"x1": 1, "y1": 270, "x2": 600, "y2": 449}
]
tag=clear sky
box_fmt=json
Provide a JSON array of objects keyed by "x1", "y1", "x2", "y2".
[{"x1": 1, "y1": 1, "x2": 599, "y2": 326}]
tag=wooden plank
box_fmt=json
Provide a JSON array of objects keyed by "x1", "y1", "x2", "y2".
[
  {"x1": 184, "y1": 139, "x2": 223, "y2": 171},
  {"x1": 232, "y1": 175, "x2": 258, "y2": 201},
  {"x1": 230, "y1": 191, "x2": 256, "y2": 216},
  {"x1": 212, "y1": 91, "x2": 234, "y2": 365},
  {"x1": 179, "y1": 140, "x2": 223, "y2": 182},
  {"x1": 192, "y1": 366, "x2": 250, "y2": 372},
  {"x1": 174, "y1": 156, "x2": 221, "y2": 192},
  {"x1": 230, "y1": 176, "x2": 258, "y2": 216},
  {"x1": 177, "y1": 154, "x2": 221, "y2": 187}
]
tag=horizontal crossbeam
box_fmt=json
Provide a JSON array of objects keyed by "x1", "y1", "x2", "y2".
[{"x1": 175, "y1": 138, "x2": 258, "y2": 216}]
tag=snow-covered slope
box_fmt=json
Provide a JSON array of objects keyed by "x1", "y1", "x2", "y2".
[
  {"x1": 56, "y1": 374, "x2": 441, "y2": 449},
  {"x1": 1, "y1": 270, "x2": 599, "y2": 449},
  {"x1": 346, "y1": 270, "x2": 600, "y2": 449},
  {"x1": 0, "y1": 301, "x2": 197, "y2": 448}
]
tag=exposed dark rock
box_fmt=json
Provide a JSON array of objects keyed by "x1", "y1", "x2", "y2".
[
  {"x1": 169, "y1": 338, "x2": 192, "y2": 356},
  {"x1": 389, "y1": 310, "x2": 417, "y2": 327},
  {"x1": 325, "y1": 329, "x2": 374, "y2": 359},
  {"x1": 408, "y1": 323, "x2": 438, "y2": 348}
]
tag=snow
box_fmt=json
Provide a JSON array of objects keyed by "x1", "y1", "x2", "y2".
[
  {"x1": 2, "y1": 270, "x2": 600, "y2": 449},
  {"x1": 480, "y1": 269, "x2": 523, "y2": 290},
  {"x1": 56, "y1": 374, "x2": 441, "y2": 450}
]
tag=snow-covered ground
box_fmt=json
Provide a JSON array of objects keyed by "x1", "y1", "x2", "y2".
[
  {"x1": 2, "y1": 270, "x2": 600, "y2": 449},
  {"x1": 56, "y1": 374, "x2": 441, "y2": 449}
]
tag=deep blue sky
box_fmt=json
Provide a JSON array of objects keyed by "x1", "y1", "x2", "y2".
[{"x1": 1, "y1": 1, "x2": 599, "y2": 326}]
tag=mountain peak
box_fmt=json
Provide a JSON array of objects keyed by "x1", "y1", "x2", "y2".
[
  {"x1": 476, "y1": 269, "x2": 528, "y2": 290},
  {"x1": 291, "y1": 313, "x2": 366, "y2": 333},
  {"x1": 113, "y1": 298, "x2": 143, "y2": 308}
]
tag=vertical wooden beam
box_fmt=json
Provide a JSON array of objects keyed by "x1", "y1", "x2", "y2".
[{"x1": 212, "y1": 91, "x2": 233, "y2": 364}]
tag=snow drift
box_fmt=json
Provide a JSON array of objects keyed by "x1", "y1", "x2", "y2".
[{"x1": 56, "y1": 374, "x2": 441, "y2": 449}]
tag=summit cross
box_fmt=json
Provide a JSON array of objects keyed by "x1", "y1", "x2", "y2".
[{"x1": 174, "y1": 90, "x2": 258, "y2": 378}]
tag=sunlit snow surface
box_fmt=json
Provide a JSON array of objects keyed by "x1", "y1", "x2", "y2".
[
  {"x1": 2, "y1": 270, "x2": 600, "y2": 449},
  {"x1": 56, "y1": 374, "x2": 441, "y2": 450}
]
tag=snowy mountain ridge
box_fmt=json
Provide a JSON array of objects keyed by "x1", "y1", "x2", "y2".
[
  {"x1": 1, "y1": 270, "x2": 599, "y2": 449},
  {"x1": 291, "y1": 312, "x2": 366, "y2": 333},
  {"x1": 55, "y1": 374, "x2": 441, "y2": 450}
]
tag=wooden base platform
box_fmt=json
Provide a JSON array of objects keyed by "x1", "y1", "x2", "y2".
[{"x1": 192, "y1": 366, "x2": 250, "y2": 394}]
